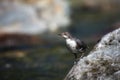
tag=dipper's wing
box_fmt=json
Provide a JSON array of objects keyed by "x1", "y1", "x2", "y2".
[
  {"x1": 75, "y1": 39, "x2": 82, "y2": 49},
  {"x1": 75, "y1": 38, "x2": 87, "y2": 51}
]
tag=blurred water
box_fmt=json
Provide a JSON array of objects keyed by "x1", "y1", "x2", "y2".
[{"x1": 0, "y1": 46, "x2": 74, "y2": 80}]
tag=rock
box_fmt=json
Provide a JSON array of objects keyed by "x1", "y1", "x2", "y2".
[{"x1": 64, "y1": 28, "x2": 120, "y2": 80}]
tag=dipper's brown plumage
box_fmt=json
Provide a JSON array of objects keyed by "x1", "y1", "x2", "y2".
[{"x1": 59, "y1": 32, "x2": 88, "y2": 61}]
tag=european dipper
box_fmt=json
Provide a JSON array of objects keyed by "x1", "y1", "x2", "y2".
[{"x1": 59, "y1": 32, "x2": 88, "y2": 62}]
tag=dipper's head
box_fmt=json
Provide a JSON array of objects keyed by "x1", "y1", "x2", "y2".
[{"x1": 58, "y1": 32, "x2": 72, "y2": 39}]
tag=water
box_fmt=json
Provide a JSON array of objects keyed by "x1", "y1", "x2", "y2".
[{"x1": 0, "y1": 46, "x2": 75, "y2": 80}]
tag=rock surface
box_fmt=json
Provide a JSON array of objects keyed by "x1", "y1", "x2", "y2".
[{"x1": 64, "y1": 28, "x2": 120, "y2": 80}]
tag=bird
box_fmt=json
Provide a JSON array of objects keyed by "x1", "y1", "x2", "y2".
[{"x1": 58, "y1": 32, "x2": 88, "y2": 62}]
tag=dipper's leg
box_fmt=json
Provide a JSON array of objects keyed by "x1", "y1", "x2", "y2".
[
  {"x1": 73, "y1": 53, "x2": 78, "y2": 64},
  {"x1": 80, "y1": 52, "x2": 85, "y2": 58}
]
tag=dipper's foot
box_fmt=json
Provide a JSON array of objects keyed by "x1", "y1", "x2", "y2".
[{"x1": 74, "y1": 59, "x2": 78, "y2": 65}]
